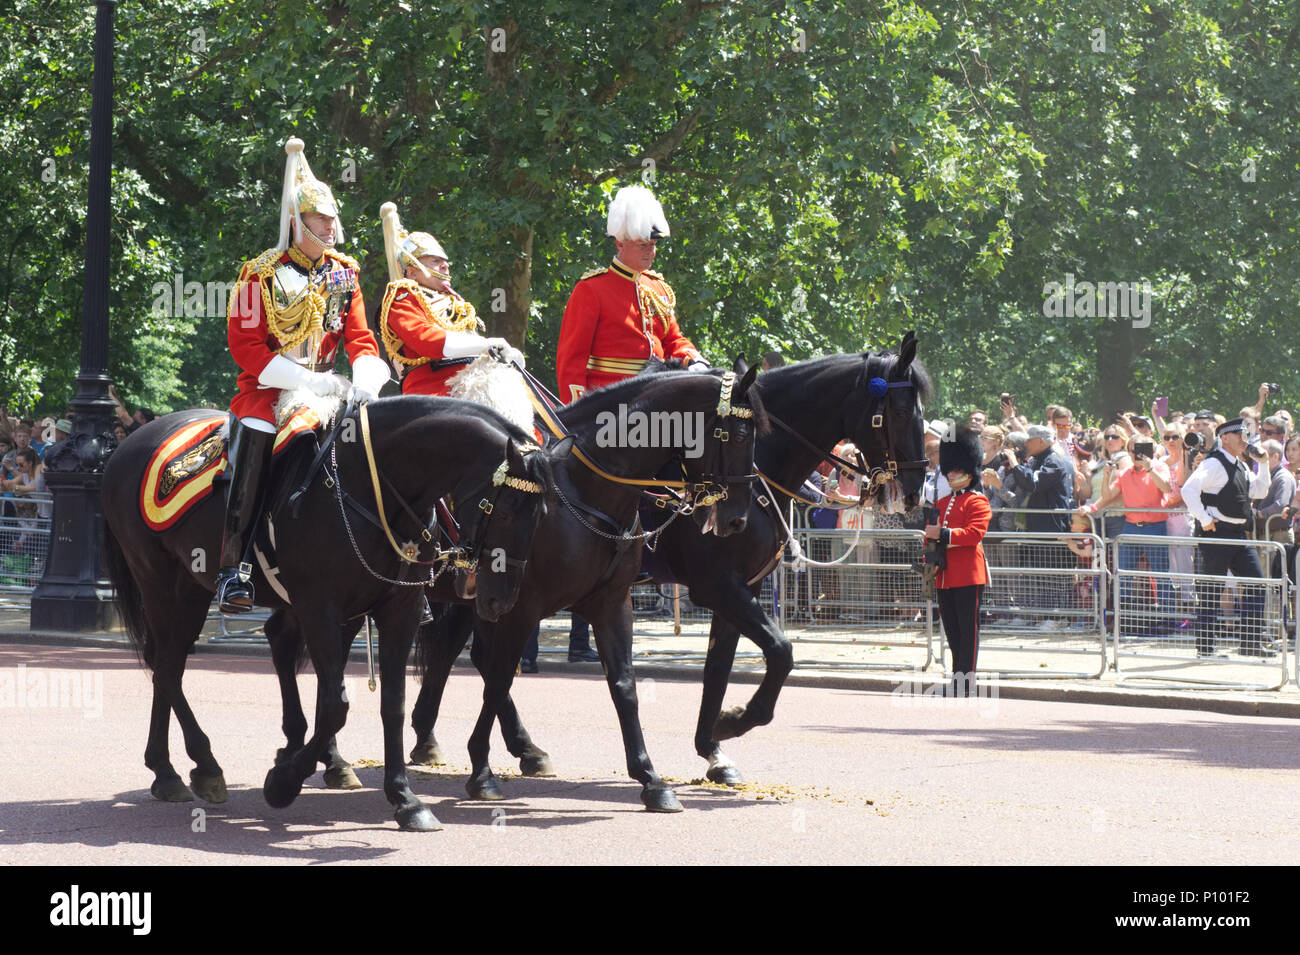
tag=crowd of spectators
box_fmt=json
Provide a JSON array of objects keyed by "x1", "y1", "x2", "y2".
[{"x1": 800, "y1": 382, "x2": 1299, "y2": 650}]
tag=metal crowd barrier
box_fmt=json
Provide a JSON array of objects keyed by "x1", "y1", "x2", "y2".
[
  {"x1": 1112, "y1": 535, "x2": 1290, "y2": 690},
  {"x1": 780, "y1": 528, "x2": 933, "y2": 670},
  {"x1": 0, "y1": 513, "x2": 51, "y2": 594},
  {"x1": 964, "y1": 531, "x2": 1109, "y2": 679}
]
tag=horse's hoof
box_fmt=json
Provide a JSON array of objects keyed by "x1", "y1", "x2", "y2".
[
  {"x1": 151, "y1": 777, "x2": 195, "y2": 803},
  {"x1": 466, "y1": 775, "x2": 506, "y2": 801},
  {"x1": 323, "y1": 765, "x2": 362, "y2": 790},
  {"x1": 641, "y1": 786, "x2": 683, "y2": 813},
  {"x1": 409, "y1": 741, "x2": 446, "y2": 766},
  {"x1": 263, "y1": 766, "x2": 303, "y2": 809},
  {"x1": 706, "y1": 763, "x2": 745, "y2": 786},
  {"x1": 190, "y1": 771, "x2": 229, "y2": 803},
  {"x1": 712, "y1": 705, "x2": 746, "y2": 741},
  {"x1": 396, "y1": 803, "x2": 443, "y2": 832},
  {"x1": 518, "y1": 753, "x2": 555, "y2": 777}
]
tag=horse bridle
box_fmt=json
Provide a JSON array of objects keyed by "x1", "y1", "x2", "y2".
[
  {"x1": 677, "y1": 369, "x2": 759, "y2": 509},
  {"x1": 350, "y1": 403, "x2": 546, "y2": 576},
  {"x1": 450, "y1": 450, "x2": 546, "y2": 575},
  {"x1": 848, "y1": 354, "x2": 928, "y2": 489}
]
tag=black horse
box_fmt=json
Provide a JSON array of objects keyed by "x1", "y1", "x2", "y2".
[
  {"x1": 397, "y1": 366, "x2": 765, "y2": 811},
  {"x1": 102, "y1": 396, "x2": 563, "y2": 830},
  {"x1": 407, "y1": 334, "x2": 930, "y2": 786}
]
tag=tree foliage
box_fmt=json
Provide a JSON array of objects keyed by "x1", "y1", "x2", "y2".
[{"x1": 1, "y1": 0, "x2": 1295, "y2": 425}]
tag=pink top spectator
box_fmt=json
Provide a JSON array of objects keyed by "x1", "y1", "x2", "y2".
[{"x1": 1113, "y1": 462, "x2": 1174, "y2": 520}]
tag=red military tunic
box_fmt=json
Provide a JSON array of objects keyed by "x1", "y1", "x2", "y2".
[
  {"x1": 934, "y1": 489, "x2": 991, "y2": 589},
  {"x1": 227, "y1": 246, "x2": 379, "y2": 422},
  {"x1": 555, "y1": 258, "x2": 702, "y2": 403},
  {"x1": 379, "y1": 279, "x2": 478, "y2": 397}
]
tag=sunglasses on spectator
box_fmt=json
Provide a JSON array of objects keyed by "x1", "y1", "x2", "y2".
[
  {"x1": 1163, "y1": 435, "x2": 1181, "y2": 442},
  {"x1": 1261, "y1": 428, "x2": 1282, "y2": 436},
  {"x1": 1104, "y1": 433, "x2": 1121, "y2": 440}
]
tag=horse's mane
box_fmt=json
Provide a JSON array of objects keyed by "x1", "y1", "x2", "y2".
[
  {"x1": 572, "y1": 358, "x2": 769, "y2": 433},
  {"x1": 757, "y1": 350, "x2": 933, "y2": 406},
  {"x1": 373, "y1": 394, "x2": 535, "y2": 446}
]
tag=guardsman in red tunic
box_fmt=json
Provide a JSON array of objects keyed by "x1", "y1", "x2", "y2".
[
  {"x1": 218, "y1": 137, "x2": 389, "y2": 613},
  {"x1": 376, "y1": 202, "x2": 522, "y2": 394},
  {"x1": 555, "y1": 185, "x2": 707, "y2": 404},
  {"x1": 926, "y1": 427, "x2": 992, "y2": 697}
]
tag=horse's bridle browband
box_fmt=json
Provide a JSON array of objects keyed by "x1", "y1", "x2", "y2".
[{"x1": 850, "y1": 355, "x2": 928, "y2": 485}]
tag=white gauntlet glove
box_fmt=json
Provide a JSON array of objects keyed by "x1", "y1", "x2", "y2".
[
  {"x1": 348, "y1": 354, "x2": 390, "y2": 405},
  {"x1": 486, "y1": 339, "x2": 526, "y2": 368},
  {"x1": 258, "y1": 355, "x2": 348, "y2": 397}
]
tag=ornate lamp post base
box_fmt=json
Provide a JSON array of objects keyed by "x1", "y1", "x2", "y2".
[{"x1": 29, "y1": 373, "x2": 121, "y2": 632}]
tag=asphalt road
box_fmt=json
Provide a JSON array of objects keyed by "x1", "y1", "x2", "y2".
[{"x1": 2, "y1": 643, "x2": 1298, "y2": 865}]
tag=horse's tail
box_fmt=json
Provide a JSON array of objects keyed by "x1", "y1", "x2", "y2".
[
  {"x1": 413, "y1": 601, "x2": 460, "y2": 684},
  {"x1": 103, "y1": 520, "x2": 154, "y2": 669}
]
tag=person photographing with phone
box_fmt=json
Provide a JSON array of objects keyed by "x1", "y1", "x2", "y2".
[
  {"x1": 924, "y1": 427, "x2": 991, "y2": 697},
  {"x1": 1079, "y1": 433, "x2": 1176, "y2": 634},
  {"x1": 1180, "y1": 417, "x2": 1274, "y2": 657}
]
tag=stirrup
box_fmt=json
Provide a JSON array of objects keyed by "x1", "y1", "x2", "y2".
[{"x1": 216, "y1": 563, "x2": 255, "y2": 615}]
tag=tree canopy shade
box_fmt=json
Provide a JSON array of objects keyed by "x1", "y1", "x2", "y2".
[{"x1": 2, "y1": 0, "x2": 1296, "y2": 424}]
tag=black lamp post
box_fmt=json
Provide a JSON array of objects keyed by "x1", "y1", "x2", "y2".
[{"x1": 30, "y1": 0, "x2": 121, "y2": 631}]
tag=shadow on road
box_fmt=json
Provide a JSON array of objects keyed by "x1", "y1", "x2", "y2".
[
  {"x1": 798, "y1": 718, "x2": 1300, "y2": 771},
  {"x1": 0, "y1": 768, "x2": 752, "y2": 862}
]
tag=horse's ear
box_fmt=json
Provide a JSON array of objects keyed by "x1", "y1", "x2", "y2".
[
  {"x1": 897, "y1": 331, "x2": 917, "y2": 369},
  {"x1": 548, "y1": 435, "x2": 575, "y2": 461},
  {"x1": 737, "y1": 362, "x2": 759, "y2": 396},
  {"x1": 732, "y1": 355, "x2": 749, "y2": 375}
]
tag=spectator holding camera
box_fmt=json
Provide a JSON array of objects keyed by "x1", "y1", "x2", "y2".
[
  {"x1": 1091, "y1": 424, "x2": 1131, "y2": 540},
  {"x1": 1181, "y1": 417, "x2": 1273, "y2": 657},
  {"x1": 982, "y1": 429, "x2": 1029, "y2": 532},
  {"x1": 1253, "y1": 439, "x2": 1294, "y2": 561}
]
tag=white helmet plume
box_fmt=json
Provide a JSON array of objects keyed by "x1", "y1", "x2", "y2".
[{"x1": 606, "y1": 185, "x2": 670, "y2": 242}]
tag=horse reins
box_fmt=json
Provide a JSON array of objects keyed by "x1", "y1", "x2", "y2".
[
  {"x1": 321, "y1": 403, "x2": 547, "y2": 587},
  {"x1": 522, "y1": 367, "x2": 758, "y2": 511}
]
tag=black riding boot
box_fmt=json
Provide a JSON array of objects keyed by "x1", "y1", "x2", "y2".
[{"x1": 215, "y1": 422, "x2": 274, "y2": 614}]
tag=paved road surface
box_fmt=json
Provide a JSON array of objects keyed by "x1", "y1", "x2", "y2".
[{"x1": 2, "y1": 643, "x2": 1297, "y2": 865}]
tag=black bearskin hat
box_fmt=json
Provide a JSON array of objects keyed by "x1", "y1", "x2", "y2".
[{"x1": 939, "y1": 426, "x2": 984, "y2": 489}]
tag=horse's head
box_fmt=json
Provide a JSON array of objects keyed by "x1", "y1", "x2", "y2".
[
  {"x1": 681, "y1": 362, "x2": 764, "y2": 537},
  {"x1": 452, "y1": 434, "x2": 572, "y2": 622},
  {"x1": 843, "y1": 331, "x2": 930, "y2": 513}
]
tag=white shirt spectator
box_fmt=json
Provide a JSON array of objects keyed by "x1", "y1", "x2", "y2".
[{"x1": 1180, "y1": 449, "x2": 1270, "y2": 529}]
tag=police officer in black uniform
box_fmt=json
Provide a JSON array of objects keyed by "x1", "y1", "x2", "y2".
[{"x1": 1179, "y1": 417, "x2": 1274, "y2": 657}]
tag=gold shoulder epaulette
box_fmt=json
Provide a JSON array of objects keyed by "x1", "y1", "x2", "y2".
[
  {"x1": 579, "y1": 267, "x2": 606, "y2": 281},
  {"x1": 241, "y1": 247, "x2": 282, "y2": 280},
  {"x1": 643, "y1": 269, "x2": 663, "y2": 280},
  {"x1": 324, "y1": 248, "x2": 360, "y2": 270},
  {"x1": 381, "y1": 278, "x2": 423, "y2": 313}
]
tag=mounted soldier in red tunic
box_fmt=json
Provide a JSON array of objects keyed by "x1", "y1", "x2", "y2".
[
  {"x1": 376, "y1": 202, "x2": 524, "y2": 397},
  {"x1": 217, "y1": 137, "x2": 389, "y2": 614},
  {"x1": 556, "y1": 185, "x2": 707, "y2": 404}
]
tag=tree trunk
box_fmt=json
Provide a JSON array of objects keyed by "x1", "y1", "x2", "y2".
[
  {"x1": 491, "y1": 225, "x2": 533, "y2": 350},
  {"x1": 1094, "y1": 318, "x2": 1137, "y2": 421}
]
